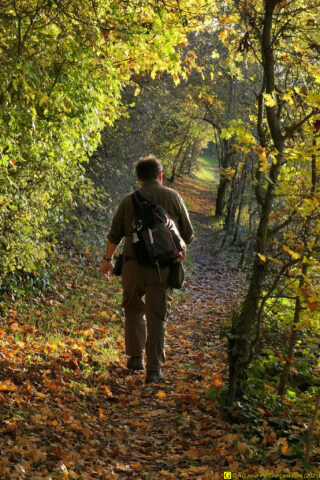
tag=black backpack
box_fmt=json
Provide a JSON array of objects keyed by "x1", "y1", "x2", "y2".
[{"x1": 131, "y1": 191, "x2": 185, "y2": 277}]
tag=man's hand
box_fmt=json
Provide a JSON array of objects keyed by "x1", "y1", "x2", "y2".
[
  {"x1": 101, "y1": 241, "x2": 118, "y2": 281},
  {"x1": 101, "y1": 259, "x2": 113, "y2": 281},
  {"x1": 180, "y1": 252, "x2": 186, "y2": 262}
]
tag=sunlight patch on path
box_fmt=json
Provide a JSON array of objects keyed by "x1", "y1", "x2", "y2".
[{"x1": 194, "y1": 155, "x2": 219, "y2": 189}]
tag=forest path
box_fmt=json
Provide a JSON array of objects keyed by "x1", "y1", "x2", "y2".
[
  {"x1": 0, "y1": 165, "x2": 248, "y2": 480},
  {"x1": 98, "y1": 173, "x2": 247, "y2": 479}
]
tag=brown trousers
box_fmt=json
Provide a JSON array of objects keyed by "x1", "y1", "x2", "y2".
[{"x1": 121, "y1": 260, "x2": 172, "y2": 372}]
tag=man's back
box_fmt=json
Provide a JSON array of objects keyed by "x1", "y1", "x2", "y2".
[{"x1": 108, "y1": 179, "x2": 194, "y2": 257}]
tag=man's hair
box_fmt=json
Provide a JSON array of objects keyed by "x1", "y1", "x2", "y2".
[{"x1": 135, "y1": 154, "x2": 162, "y2": 181}]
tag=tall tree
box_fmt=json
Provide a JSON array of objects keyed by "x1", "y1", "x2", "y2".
[{"x1": 207, "y1": 0, "x2": 320, "y2": 404}]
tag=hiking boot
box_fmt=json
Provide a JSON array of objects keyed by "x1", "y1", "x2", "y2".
[
  {"x1": 127, "y1": 356, "x2": 144, "y2": 371},
  {"x1": 145, "y1": 371, "x2": 164, "y2": 384}
]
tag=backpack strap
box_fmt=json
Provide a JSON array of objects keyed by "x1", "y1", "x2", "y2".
[
  {"x1": 134, "y1": 190, "x2": 152, "y2": 204},
  {"x1": 131, "y1": 191, "x2": 140, "y2": 214},
  {"x1": 131, "y1": 191, "x2": 162, "y2": 280},
  {"x1": 132, "y1": 190, "x2": 153, "y2": 213}
]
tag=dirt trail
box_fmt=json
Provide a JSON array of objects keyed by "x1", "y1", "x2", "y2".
[
  {"x1": 0, "y1": 171, "x2": 246, "y2": 480},
  {"x1": 98, "y1": 176, "x2": 247, "y2": 479}
]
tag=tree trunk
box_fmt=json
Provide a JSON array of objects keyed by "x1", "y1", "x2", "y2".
[
  {"x1": 227, "y1": 0, "x2": 285, "y2": 405},
  {"x1": 169, "y1": 162, "x2": 178, "y2": 183},
  {"x1": 215, "y1": 177, "x2": 230, "y2": 217},
  {"x1": 305, "y1": 389, "x2": 320, "y2": 465},
  {"x1": 169, "y1": 124, "x2": 191, "y2": 183},
  {"x1": 224, "y1": 156, "x2": 244, "y2": 233},
  {"x1": 233, "y1": 164, "x2": 248, "y2": 245},
  {"x1": 278, "y1": 297, "x2": 301, "y2": 397},
  {"x1": 177, "y1": 143, "x2": 191, "y2": 176},
  {"x1": 186, "y1": 138, "x2": 201, "y2": 175},
  {"x1": 303, "y1": 129, "x2": 319, "y2": 466},
  {"x1": 215, "y1": 139, "x2": 234, "y2": 216},
  {"x1": 237, "y1": 198, "x2": 256, "y2": 269}
]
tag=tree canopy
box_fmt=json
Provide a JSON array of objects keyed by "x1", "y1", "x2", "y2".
[{"x1": 0, "y1": 0, "x2": 210, "y2": 280}]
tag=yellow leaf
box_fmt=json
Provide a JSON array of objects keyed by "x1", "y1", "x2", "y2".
[
  {"x1": 39, "y1": 95, "x2": 49, "y2": 105},
  {"x1": 181, "y1": 472, "x2": 189, "y2": 478},
  {"x1": 269, "y1": 256, "x2": 283, "y2": 265},
  {"x1": 219, "y1": 30, "x2": 228, "y2": 41},
  {"x1": 282, "y1": 245, "x2": 300, "y2": 259},
  {"x1": 82, "y1": 328, "x2": 94, "y2": 336},
  {"x1": 242, "y1": 132, "x2": 255, "y2": 145},
  {"x1": 156, "y1": 391, "x2": 166, "y2": 399},
  {"x1": 100, "y1": 311, "x2": 109, "y2": 318},
  {"x1": 264, "y1": 93, "x2": 277, "y2": 107},
  {"x1": 306, "y1": 92, "x2": 320, "y2": 107},
  {"x1": 282, "y1": 92, "x2": 294, "y2": 106},
  {"x1": 173, "y1": 74, "x2": 180, "y2": 85},
  {"x1": 257, "y1": 253, "x2": 267, "y2": 263},
  {"x1": 257, "y1": 146, "x2": 269, "y2": 172},
  {"x1": 35, "y1": 391, "x2": 46, "y2": 399},
  {"x1": 0, "y1": 380, "x2": 17, "y2": 391},
  {"x1": 101, "y1": 385, "x2": 112, "y2": 395}
]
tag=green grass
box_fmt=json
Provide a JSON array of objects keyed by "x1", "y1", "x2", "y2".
[{"x1": 194, "y1": 154, "x2": 219, "y2": 184}]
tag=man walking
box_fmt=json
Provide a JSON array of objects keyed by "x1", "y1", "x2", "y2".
[{"x1": 101, "y1": 155, "x2": 194, "y2": 383}]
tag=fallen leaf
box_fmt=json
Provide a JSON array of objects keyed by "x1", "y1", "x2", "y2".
[
  {"x1": 156, "y1": 391, "x2": 167, "y2": 399},
  {"x1": 101, "y1": 385, "x2": 112, "y2": 395},
  {"x1": 82, "y1": 426, "x2": 91, "y2": 440},
  {"x1": 0, "y1": 380, "x2": 17, "y2": 391},
  {"x1": 185, "y1": 448, "x2": 199, "y2": 459}
]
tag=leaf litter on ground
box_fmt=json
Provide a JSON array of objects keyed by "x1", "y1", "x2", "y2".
[{"x1": 0, "y1": 174, "x2": 310, "y2": 478}]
